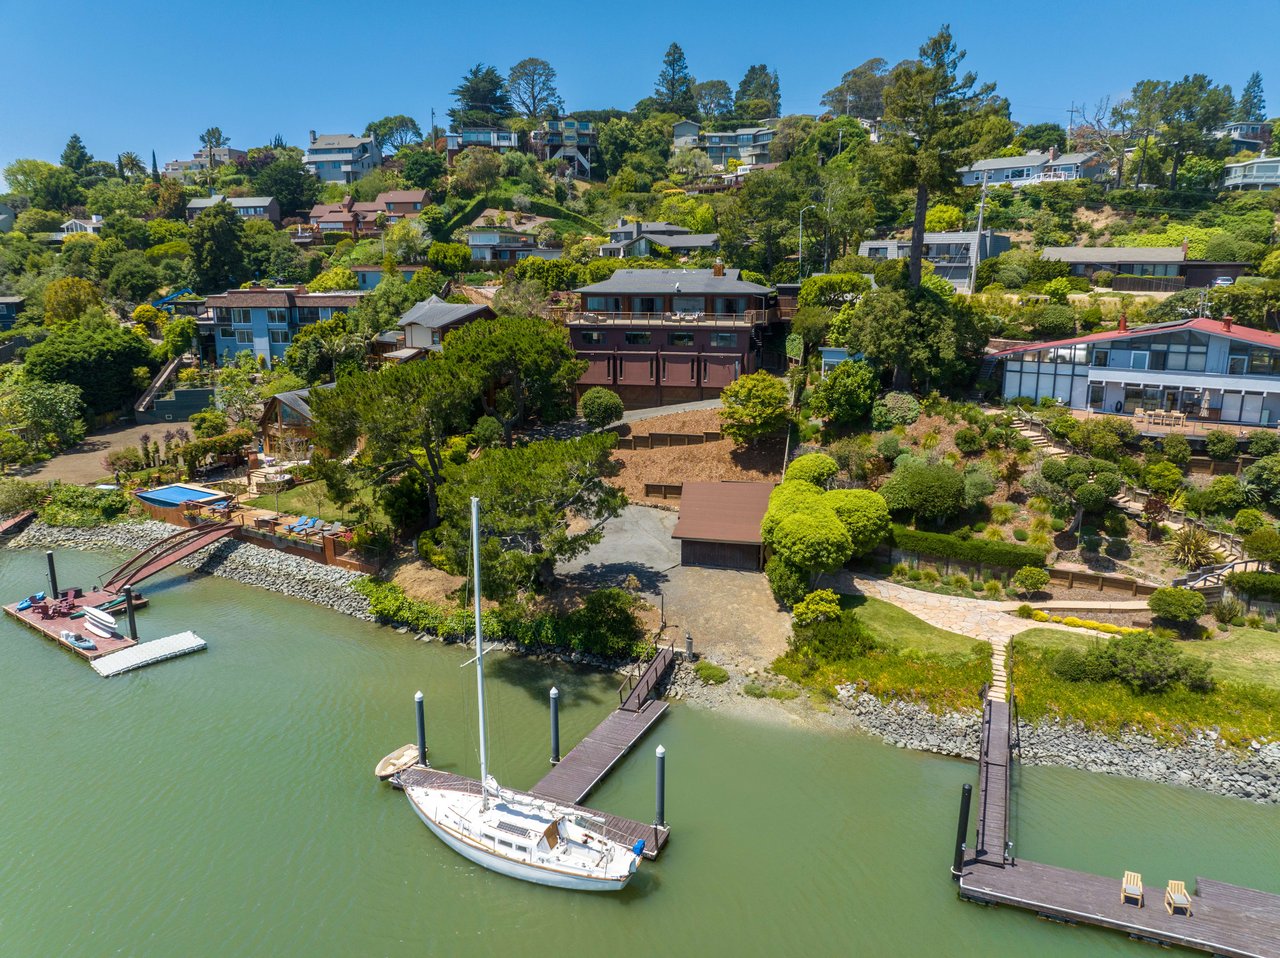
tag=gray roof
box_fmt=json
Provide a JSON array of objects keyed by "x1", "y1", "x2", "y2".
[
  {"x1": 0, "y1": 296, "x2": 25, "y2": 304},
  {"x1": 575, "y1": 268, "x2": 770, "y2": 296},
  {"x1": 1041, "y1": 247, "x2": 1185, "y2": 264},
  {"x1": 308, "y1": 133, "x2": 375, "y2": 150},
  {"x1": 270, "y1": 382, "x2": 335, "y2": 421},
  {"x1": 961, "y1": 150, "x2": 1098, "y2": 173},
  {"x1": 655, "y1": 233, "x2": 720, "y2": 249},
  {"x1": 187, "y1": 195, "x2": 275, "y2": 209},
  {"x1": 398, "y1": 295, "x2": 492, "y2": 330}
]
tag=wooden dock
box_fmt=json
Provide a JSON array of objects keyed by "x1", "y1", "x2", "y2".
[
  {"x1": 3, "y1": 589, "x2": 149, "y2": 660},
  {"x1": 957, "y1": 686, "x2": 1280, "y2": 957},
  {"x1": 91, "y1": 631, "x2": 206, "y2": 677},
  {"x1": 397, "y1": 766, "x2": 670, "y2": 859}
]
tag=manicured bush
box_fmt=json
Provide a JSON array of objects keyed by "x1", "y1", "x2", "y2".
[
  {"x1": 1233, "y1": 508, "x2": 1268, "y2": 535},
  {"x1": 1203, "y1": 429, "x2": 1240, "y2": 461},
  {"x1": 1012, "y1": 528, "x2": 1029, "y2": 541},
  {"x1": 773, "y1": 511, "x2": 854, "y2": 572},
  {"x1": 578, "y1": 387, "x2": 624, "y2": 428},
  {"x1": 1092, "y1": 270, "x2": 1115, "y2": 288},
  {"x1": 879, "y1": 391, "x2": 920, "y2": 426},
  {"x1": 1012, "y1": 566, "x2": 1050, "y2": 596},
  {"x1": 1247, "y1": 431, "x2": 1280, "y2": 458},
  {"x1": 1148, "y1": 587, "x2": 1208, "y2": 623},
  {"x1": 878, "y1": 461, "x2": 966, "y2": 525},
  {"x1": 1243, "y1": 527, "x2": 1280, "y2": 564},
  {"x1": 1201, "y1": 475, "x2": 1245, "y2": 515},
  {"x1": 821, "y1": 489, "x2": 891, "y2": 556},
  {"x1": 694, "y1": 661, "x2": 730, "y2": 685},
  {"x1": 1015, "y1": 603, "x2": 1035, "y2": 618},
  {"x1": 760, "y1": 480, "x2": 826, "y2": 547},
  {"x1": 954, "y1": 427, "x2": 984, "y2": 454},
  {"x1": 792, "y1": 588, "x2": 842, "y2": 626},
  {"x1": 888, "y1": 524, "x2": 1048, "y2": 569},
  {"x1": 1161, "y1": 433, "x2": 1192, "y2": 467},
  {"x1": 1073, "y1": 481, "x2": 1109, "y2": 513},
  {"x1": 785, "y1": 452, "x2": 840, "y2": 487},
  {"x1": 809, "y1": 360, "x2": 876, "y2": 425},
  {"x1": 103, "y1": 447, "x2": 145, "y2": 473},
  {"x1": 1224, "y1": 571, "x2": 1280, "y2": 602},
  {"x1": 765, "y1": 555, "x2": 810, "y2": 606},
  {"x1": 1142, "y1": 461, "x2": 1185, "y2": 495}
]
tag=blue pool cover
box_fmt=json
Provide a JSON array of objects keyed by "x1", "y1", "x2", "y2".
[{"x1": 136, "y1": 484, "x2": 228, "y2": 507}]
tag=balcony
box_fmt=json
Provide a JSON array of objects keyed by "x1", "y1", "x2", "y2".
[
  {"x1": 1085, "y1": 365, "x2": 1280, "y2": 392},
  {"x1": 566, "y1": 310, "x2": 775, "y2": 328}
]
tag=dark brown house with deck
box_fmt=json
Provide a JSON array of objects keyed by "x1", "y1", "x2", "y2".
[{"x1": 569, "y1": 267, "x2": 784, "y2": 408}]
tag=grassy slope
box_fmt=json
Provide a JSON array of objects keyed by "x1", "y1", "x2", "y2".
[
  {"x1": 841, "y1": 594, "x2": 985, "y2": 658},
  {"x1": 246, "y1": 482, "x2": 384, "y2": 525}
]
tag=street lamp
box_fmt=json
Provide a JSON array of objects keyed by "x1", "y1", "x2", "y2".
[{"x1": 798, "y1": 204, "x2": 817, "y2": 279}]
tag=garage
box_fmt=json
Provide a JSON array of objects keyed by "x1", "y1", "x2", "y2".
[{"x1": 671, "y1": 481, "x2": 775, "y2": 571}]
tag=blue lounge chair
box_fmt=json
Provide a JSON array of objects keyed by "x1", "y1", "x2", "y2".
[
  {"x1": 294, "y1": 517, "x2": 319, "y2": 535},
  {"x1": 283, "y1": 515, "x2": 311, "y2": 533}
]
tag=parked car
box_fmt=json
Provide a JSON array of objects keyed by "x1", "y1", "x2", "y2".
[{"x1": 1213, "y1": 276, "x2": 1234, "y2": 287}]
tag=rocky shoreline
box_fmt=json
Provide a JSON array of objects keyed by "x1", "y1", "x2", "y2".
[
  {"x1": 665, "y1": 661, "x2": 1280, "y2": 805},
  {"x1": 7, "y1": 520, "x2": 374, "y2": 619}
]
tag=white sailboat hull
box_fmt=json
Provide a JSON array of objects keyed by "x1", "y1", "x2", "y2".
[{"x1": 405, "y1": 786, "x2": 636, "y2": 892}]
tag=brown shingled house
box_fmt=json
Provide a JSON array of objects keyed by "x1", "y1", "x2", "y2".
[{"x1": 671, "y1": 481, "x2": 775, "y2": 570}]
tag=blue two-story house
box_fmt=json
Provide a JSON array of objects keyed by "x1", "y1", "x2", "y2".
[
  {"x1": 0, "y1": 296, "x2": 24, "y2": 330},
  {"x1": 303, "y1": 132, "x2": 382, "y2": 184},
  {"x1": 198, "y1": 287, "x2": 366, "y2": 367},
  {"x1": 993, "y1": 316, "x2": 1280, "y2": 427}
]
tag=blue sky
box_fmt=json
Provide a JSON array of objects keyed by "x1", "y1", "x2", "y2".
[{"x1": 2, "y1": 0, "x2": 1274, "y2": 187}]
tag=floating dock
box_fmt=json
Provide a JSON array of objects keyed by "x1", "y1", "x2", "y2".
[
  {"x1": 956, "y1": 686, "x2": 1280, "y2": 957},
  {"x1": 3, "y1": 589, "x2": 148, "y2": 660},
  {"x1": 91, "y1": 631, "x2": 206, "y2": 677}
]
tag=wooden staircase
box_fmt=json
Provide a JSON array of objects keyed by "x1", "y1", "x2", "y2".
[{"x1": 1013, "y1": 418, "x2": 1067, "y2": 459}]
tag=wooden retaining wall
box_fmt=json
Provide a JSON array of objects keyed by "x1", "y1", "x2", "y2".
[
  {"x1": 1046, "y1": 567, "x2": 1158, "y2": 596},
  {"x1": 643, "y1": 483, "x2": 684, "y2": 500},
  {"x1": 614, "y1": 430, "x2": 723, "y2": 450}
]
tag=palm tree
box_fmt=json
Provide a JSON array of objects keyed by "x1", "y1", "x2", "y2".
[
  {"x1": 199, "y1": 126, "x2": 230, "y2": 177},
  {"x1": 119, "y1": 151, "x2": 146, "y2": 180}
]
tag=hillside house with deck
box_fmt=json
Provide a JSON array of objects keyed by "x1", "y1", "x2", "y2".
[
  {"x1": 993, "y1": 316, "x2": 1280, "y2": 427},
  {"x1": 199, "y1": 287, "x2": 365, "y2": 368},
  {"x1": 569, "y1": 267, "x2": 782, "y2": 407},
  {"x1": 303, "y1": 132, "x2": 382, "y2": 184}
]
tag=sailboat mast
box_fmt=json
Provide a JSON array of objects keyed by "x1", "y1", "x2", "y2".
[{"x1": 471, "y1": 496, "x2": 488, "y2": 811}]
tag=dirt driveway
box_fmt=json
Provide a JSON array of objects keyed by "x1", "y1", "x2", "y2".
[
  {"x1": 559, "y1": 504, "x2": 791, "y2": 668},
  {"x1": 17, "y1": 421, "x2": 190, "y2": 485}
]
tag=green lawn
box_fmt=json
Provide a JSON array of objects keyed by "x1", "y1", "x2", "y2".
[
  {"x1": 839, "y1": 594, "x2": 987, "y2": 658},
  {"x1": 246, "y1": 482, "x2": 384, "y2": 525},
  {"x1": 1013, "y1": 626, "x2": 1280, "y2": 691}
]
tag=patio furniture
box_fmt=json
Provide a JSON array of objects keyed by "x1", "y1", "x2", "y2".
[
  {"x1": 1165, "y1": 880, "x2": 1193, "y2": 916},
  {"x1": 293, "y1": 517, "x2": 319, "y2": 536},
  {"x1": 1122, "y1": 871, "x2": 1144, "y2": 907},
  {"x1": 283, "y1": 515, "x2": 311, "y2": 533}
]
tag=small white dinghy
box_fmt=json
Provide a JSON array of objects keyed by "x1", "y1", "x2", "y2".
[
  {"x1": 82, "y1": 606, "x2": 116, "y2": 639},
  {"x1": 375, "y1": 744, "x2": 421, "y2": 780}
]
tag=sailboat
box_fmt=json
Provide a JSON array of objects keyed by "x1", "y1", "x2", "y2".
[{"x1": 401, "y1": 497, "x2": 643, "y2": 891}]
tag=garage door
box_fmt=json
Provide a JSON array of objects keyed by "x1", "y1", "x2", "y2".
[{"x1": 680, "y1": 540, "x2": 761, "y2": 570}]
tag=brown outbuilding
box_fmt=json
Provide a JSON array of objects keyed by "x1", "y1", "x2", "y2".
[{"x1": 671, "y1": 480, "x2": 775, "y2": 570}]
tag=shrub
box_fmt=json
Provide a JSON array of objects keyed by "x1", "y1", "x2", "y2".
[
  {"x1": 1050, "y1": 518, "x2": 1065, "y2": 532},
  {"x1": 1224, "y1": 571, "x2": 1280, "y2": 602},
  {"x1": 878, "y1": 461, "x2": 966, "y2": 525},
  {"x1": 1073, "y1": 481, "x2": 1109, "y2": 513},
  {"x1": 881, "y1": 391, "x2": 920, "y2": 425},
  {"x1": 471, "y1": 416, "x2": 502, "y2": 449},
  {"x1": 822, "y1": 489, "x2": 891, "y2": 556},
  {"x1": 1161, "y1": 433, "x2": 1192, "y2": 467},
  {"x1": 785, "y1": 452, "x2": 840, "y2": 487},
  {"x1": 1143, "y1": 461, "x2": 1185, "y2": 495},
  {"x1": 1042, "y1": 277, "x2": 1074, "y2": 304},
  {"x1": 954, "y1": 427, "x2": 984, "y2": 454},
  {"x1": 578, "y1": 387, "x2": 624, "y2": 428},
  {"x1": 39, "y1": 484, "x2": 130, "y2": 527},
  {"x1": 1148, "y1": 587, "x2": 1207, "y2": 623},
  {"x1": 1247, "y1": 431, "x2": 1280, "y2": 458},
  {"x1": 1012, "y1": 528, "x2": 1029, "y2": 541},
  {"x1": 1203, "y1": 429, "x2": 1240, "y2": 461},
  {"x1": 1169, "y1": 526, "x2": 1220, "y2": 568},
  {"x1": 0, "y1": 479, "x2": 43, "y2": 517},
  {"x1": 760, "y1": 480, "x2": 825, "y2": 546},
  {"x1": 719, "y1": 371, "x2": 789, "y2": 445},
  {"x1": 694, "y1": 661, "x2": 730, "y2": 685},
  {"x1": 1201, "y1": 475, "x2": 1245, "y2": 515},
  {"x1": 809, "y1": 360, "x2": 876, "y2": 425},
  {"x1": 1015, "y1": 603, "x2": 1034, "y2": 618},
  {"x1": 1051, "y1": 646, "x2": 1090, "y2": 681},
  {"x1": 102, "y1": 447, "x2": 145, "y2": 473},
  {"x1": 1243, "y1": 527, "x2": 1280, "y2": 564},
  {"x1": 1092, "y1": 270, "x2": 1115, "y2": 288},
  {"x1": 789, "y1": 609, "x2": 880, "y2": 661},
  {"x1": 983, "y1": 580, "x2": 1003, "y2": 598},
  {"x1": 1105, "y1": 632, "x2": 1203, "y2": 694},
  {"x1": 773, "y1": 511, "x2": 854, "y2": 572},
  {"x1": 765, "y1": 555, "x2": 810, "y2": 606},
  {"x1": 743, "y1": 682, "x2": 767, "y2": 698},
  {"x1": 888, "y1": 524, "x2": 1047, "y2": 569},
  {"x1": 1011, "y1": 566, "x2": 1050, "y2": 595},
  {"x1": 792, "y1": 589, "x2": 842, "y2": 626}
]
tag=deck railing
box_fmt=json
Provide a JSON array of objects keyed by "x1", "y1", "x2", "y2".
[
  {"x1": 567, "y1": 310, "x2": 772, "y2": 328},
  {"x1": 618, "y1": 636, "x2": 675, "y2": 709}
]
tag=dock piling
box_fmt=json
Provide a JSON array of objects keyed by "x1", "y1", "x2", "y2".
[
  {"x1": 654, "y1": 745, "x2": 666, "y2": 828},
  {"x1": 122, "y1": 585, "x2": 138, "y2": 641},
  {"x1": 952, "y1": 783, "x2": 972, "y2": 880},
  {"x1": 684, "y1": 630, "x2": 694, "y2": 660},
  {"x1": 414, "y1": 690, "x2": 426, "y2": 767},
  {"x1": 46, "y1": 551, "x2": 59, "y2": 599},
  {"x1": 549, "y1": 687, "x2": 560, "y2": 765}
]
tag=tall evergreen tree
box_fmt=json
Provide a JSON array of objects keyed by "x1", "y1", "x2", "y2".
[
  {"x1": 189, "y1": 201, "x2": 247, "y2": 292},
  {"x1": 60, "y1": 133, "x2": 91, "y2": 172},
  {"x1": 449, "y1": 63, "x2": 514, "y2": 129},
  {"x1": 507, "y1": 58, "x2": 564, "y2": 119},
  {"x1": 877, "y1": 25, "x2": 1005, "y2": 287},
  {"x1": 150, "y1": 149, "x2": 160, "y2": 183},
  {"x1": 737, "y1": 64, "x2": 781, "y2": 116},
  {"x1": 1236, "y1": 71, "x2": 1266, "y2": 122},
  {"x1": 1160, "y1": 74, "x2": 1233, "y2": 188},
  {"x1": 653, "y1": 42, "x2": 697, "y2": 118}
]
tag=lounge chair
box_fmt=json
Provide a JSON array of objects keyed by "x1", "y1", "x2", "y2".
[
  {"x1": 283, "y1": 515, "x2": 311, "y2": 533},
  {"x1": 1122, "y1": 871, "x2": 1144, "y2": 907},
  {"x1": 293, "y1": 517, "x2": 319, "y2": 536},
  {"x1": 1165, "y1": 880, "x2": 1192, "y2": 916}
]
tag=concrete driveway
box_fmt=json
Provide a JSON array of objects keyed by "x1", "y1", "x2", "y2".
[
  {"x1": 561, "y1": 504, "x2": 791, "y2": 668},
  {"x1": 17, "y1": 421, "x2": 191, "y2": 485}
]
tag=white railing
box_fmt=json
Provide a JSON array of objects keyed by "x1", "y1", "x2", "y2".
[{"x1": 566, "y1": 310, "x2": 769, "y2": 328}]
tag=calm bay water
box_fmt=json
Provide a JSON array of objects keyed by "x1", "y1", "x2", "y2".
[{"x1": 1, "y1": 546, "x2": 1277, "y2": 957}]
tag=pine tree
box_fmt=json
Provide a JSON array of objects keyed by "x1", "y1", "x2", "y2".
[
  {"x1": 737, "y1": 64, "x2": 781, "y2": 116},
  {"x1": 1237, "y1": 71, "x2": 1266, "y2": 122},
  {"x1": 654, "y1": 42, "x2": 697, "y2": 118},
  {"x1": 60, "y1": 133, "x2": 91, "y2": 172}
]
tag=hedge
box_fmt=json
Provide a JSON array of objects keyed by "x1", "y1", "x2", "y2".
[
  {"x1": 889, "y1": 524, "x2": 1048, "y2": 569},
  {"x1": 438, "y1": 194, "x2": 489, "y2": 238},
  {"x1": 1225, "y1": 571, "x2": 1280, "y2": 602},
  {"x1": 524, "y1": 199, "x2": 605, "y2": 234}
]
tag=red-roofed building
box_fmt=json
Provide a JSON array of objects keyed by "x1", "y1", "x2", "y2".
[{"x1": 993, "y1": 316, "x2": 1280, "y2": 427}]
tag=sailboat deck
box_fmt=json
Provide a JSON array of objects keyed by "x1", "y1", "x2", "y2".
[{"x1": 396, "y1": 766, "x2": 670, "y2": 859}]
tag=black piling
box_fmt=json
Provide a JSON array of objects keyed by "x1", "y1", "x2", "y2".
[
  {"x1": 952, "y1": 783, "x2": 972, "y2": 880},
  {"x1": 45, "y1": 551, "x2": 59, "y2": 599},
  {"x1": 654, "y1": 744, "x2": 666, "y2": 828},
  {"x1": 122, "y1": 585, "x2": 138, "y2": 641},
  {"x1": 684, "y1": 630, "x2": 694, "y2": 660},
  {"x1": 414, "y1": 690, "x2": 426, "y2": 766},
  {"x1": 549, "y1": 687, "x2": 560, "y2": 765}
]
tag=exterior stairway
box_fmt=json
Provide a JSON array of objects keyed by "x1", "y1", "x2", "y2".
[
  {"x1": 1013, "y1": 417, "x2": 1068, "y2": 459},
  {"x1": 988, "y1": 643, "x2": 1009, "y2": 703}
]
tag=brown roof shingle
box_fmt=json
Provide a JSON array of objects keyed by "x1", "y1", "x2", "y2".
[{"x1": 671, "y1": 481, "x2": 775, "y2": 545}]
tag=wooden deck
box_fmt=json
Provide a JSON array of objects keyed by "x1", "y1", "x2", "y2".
[
  {"x1": 3, "y1": 589, "x2": 150, "y2": 661},
  {"x1": 396, "y1": 766, "x2": 670, "y2": 859},
  {"x1": 532, "y1": 699, "x2": 668, "y2": 805},
  {"x1": 0, "y1": 510, "x2": 36, "y2": 537},
  {"x1": 959, "y1": 861, "x2": 1280, "y2": 958},
  {"x1": 974, "y1": 698, "x2": 1010, "y2": 867}
]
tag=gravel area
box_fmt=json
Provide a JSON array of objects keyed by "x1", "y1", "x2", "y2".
[{"x1": 7, "y1": 520, "x2": 373, "y2": 619}]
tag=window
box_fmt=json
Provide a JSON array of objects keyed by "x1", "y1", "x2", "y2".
[
  {"x1": 235, "y1": 329, "x2": 253, "y2": 345},
  {"x1": 266, "y1": 308, "x2": 288, "y2": 326},
  {"x1": 269, "y1": 330, "x2": 290, "y2": 344},
  {"x1": 1129, "y1": 352, "x2": 1148, "y2": 370},
  {"x1": 673, "y1": 296, "x2": 703, "y2": 313},
  {"x1": 1088, "y1": 384, "x2": 1105, "y2": 409},
  {"x1": 581, "y1": 331, "x2": 605, "y2": 346},
  {"x1": 585, "y1": 296, "x2": 622, "y2": 313},
  {"x1": 711, "y1": 332, "x2": 738, "y2": 349},
  {"x1": 668, "y1": 332, "x2": 694, "y2": 346},
  {"x1": 230, "y1": 308, "x2": 252, "y2": 325},
  {"x1": 219, "y1": 327, "x2": 234, "y2": 339},
  {"x1": 1092, "y1": 349, "x2": 1109, "y2": 368},
  {"x1": 632, "y1": 296, "x2": 660, "y2": 314},
  {"x1": 297, "y1": 307, "x2": 320, "y2": 324},
  {"x1": 624, "y1": 331, "x2": 651, "y2": 345},
  {"x1": 431, "y1": 331, "x2": 441, "y2": 345}
]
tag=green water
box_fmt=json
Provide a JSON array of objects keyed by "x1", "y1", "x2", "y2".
[{"x1": 2, "y1": 547, "x2": 1277, "y2": 957}]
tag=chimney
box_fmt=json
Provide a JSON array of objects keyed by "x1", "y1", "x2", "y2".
[
  {"x1": 1048, "y1": 146, "x2": 1058, "y2": 161},
  {"x1": 1118, "y1": 313, "x2": 1128, "y2": 333},
  {"x1": 1223, "y1": 314, "x2": 1233, "y2": 332},
  {"x1": 713, "y1": 258, "x2": 725, "y2": 277},
  {"x1": 309, "y1": 130, "x2": 317, "y2": 144},
  {"x1": 1181, "y1": 237, "x2": 1189, "y2": 258}
]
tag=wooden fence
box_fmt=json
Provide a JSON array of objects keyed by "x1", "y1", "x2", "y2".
[
  {"x1": 643, "y1": 483, "x2": 684, "y2": 500},
  {"x1": 1046, "y1": 568, "x2": 1158, "y2": 596},
  {"x1": 614, "y1": 431, "x2": 722, "y2": 450}
]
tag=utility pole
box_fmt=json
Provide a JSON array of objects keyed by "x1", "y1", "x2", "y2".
[
  {"x1": 968, "y1": 171, "x2": 990, "y2": 294},
  {"x1": 799, "y1": 204, "x2": 816, "y2": 279}
]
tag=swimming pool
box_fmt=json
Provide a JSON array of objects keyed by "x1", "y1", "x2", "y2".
[{"x1": 135, "y1": 484, "x2": 230, "y2": 507}]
